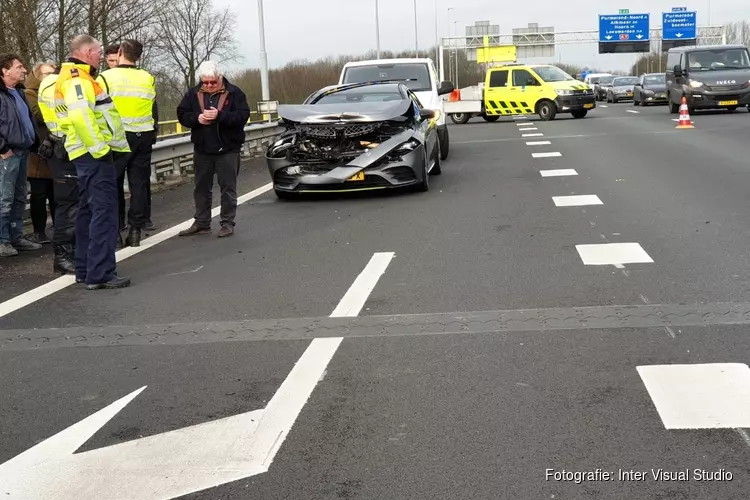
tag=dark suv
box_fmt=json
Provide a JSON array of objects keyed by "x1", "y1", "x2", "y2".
[{"x1": 665, "y1": 44, "x2": 750, "y2": 113}]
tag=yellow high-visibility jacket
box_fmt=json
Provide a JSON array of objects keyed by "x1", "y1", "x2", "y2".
[
  {"x1": 38, "y1": 73, "x2": 63, "y2": 138},
  {"x1": 54, "y1": 61, "x2": 130, "y2": 161},
  {"x1": 97, "y1": 66, "x2": 157, "y2": 133}
]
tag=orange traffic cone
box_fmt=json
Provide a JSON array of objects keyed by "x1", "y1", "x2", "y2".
[{"x1": 676, "y1": 97, "x2": 694, "y2": 129}]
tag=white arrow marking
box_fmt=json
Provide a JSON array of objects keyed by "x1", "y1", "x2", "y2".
[
  {"x1": 0, "y1": 252, "x2": 395, "y2": 499},
  {"x1": 605, "y1": 35, "x2": 613, "y2": 40},
  {"x1": 676, "y1": 33, "x2": 683, "y2": 37},
  {"x1": 636, "y1": 34, "x2": 644, "y2": 39}
]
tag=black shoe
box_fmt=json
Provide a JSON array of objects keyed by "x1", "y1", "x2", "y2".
[
  {"x1": 218, "y1": 225, "x2": 234, "y2": 237},
  {"x1": 32, "y1": 232, "x2": 51, "y2": 244},
  {"x1": 53, "y1": 244, "x2": 76, "y2": 275},
  {"x1": 125, "y1": 227, "x2": 141, "y2": 247},
  {"x1": 179, "y1": 224, "x2": 211, "y2": 237},
  {"x1": 146, "y1": 221, "x2": 156, "y2": 231},
  {"x1": 86, "y1": 275, "x2": 131, "y2": 290}
]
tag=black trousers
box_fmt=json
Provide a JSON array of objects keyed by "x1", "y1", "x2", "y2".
[
  {"x1": 50, "y1": 155, "x2": 78, "y2": 246},
  {"x1": 116, "y1": 130, "x2": 154, "y2": 230},
  {"x1": 193, "y1": 150, "x2": 240, "y2": 228},
  {"x1": 28, "y1": 177, "x2": 55, "y2": 234}
]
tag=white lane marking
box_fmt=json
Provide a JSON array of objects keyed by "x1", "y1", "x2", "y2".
[
  {"x1": 540, "y1": 169, "x2": 577, "y2": 177},
  {"x1": 627, "y1": 110, "x2": 640, "y2": 114},
  {"x1": 671, "y1": 118, "x2": 680, "y2": 122},
  {"x1": 518, "y1": 128, "x2": 538, "y2": 131},
  {"x1": 0, "y1": 183, "x2": 274, "y2": 319},
  {"x1": 532, "y1": 152, "x2": 561, "y2": 158},
  {"x1": 637, "y1": 363, "x2": 750, "y2": 429},
  {"x1": 575, "y1": 243, "x2": 654, "y2": 266},
  {"x1": 513, "y1": 116, "x2": 529, "y2": 120},
  {"x1": 665, "y1": 326, "x2": 676, "y2": 338},
  {"x1": 600, "y1": 105, "x2": 609, "y2": 108},
  {"x1": 330, "y1": 252, "x2": 395, "y2": 317},
  {"x1": 526, "y1": 141, "x2": 551, "y2": 146},
  {"x1": 639, "y1": 294, "x2": 651, "y2": 304},
  {"x1": 552, "y1": 195, "x2": 603, "y2": 207},
  {"x1": 522, "y1": 133, "x2": 544, "y2": 137}
]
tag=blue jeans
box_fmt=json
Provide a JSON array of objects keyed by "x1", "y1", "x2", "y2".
[{"x1": 0, "y1": 150, "x2": 29, "y2": 244}]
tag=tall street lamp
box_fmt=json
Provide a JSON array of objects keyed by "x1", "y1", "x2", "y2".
[
  {"x1": 257, "y1": 0, "x2": 269, "y2": 101},
  {"x1": 375, "y1": 0, "x2": 381, "y2": 59},
  {"x1": 413, "y1": 0, "x2": 419, "y2": 54}
]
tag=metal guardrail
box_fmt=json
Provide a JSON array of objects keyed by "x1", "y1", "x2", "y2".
[
  {"x1": 156, "y1": 113, "x2": 279, "y2": 140},
  {"x1": 23, "y1": 121, "x2": 284, "y2": 226}
]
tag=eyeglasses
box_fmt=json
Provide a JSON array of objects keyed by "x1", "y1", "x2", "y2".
[{"x1": 201, "y1": 80, "x2": 219, "y2": 85}]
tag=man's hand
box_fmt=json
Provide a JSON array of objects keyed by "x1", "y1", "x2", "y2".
[
  {"x1": 203, "y1": 107, "x2": 218, "y2": 120},
  {"x1": 1, "y1": 150, "x2": 13, "y2": 160},
  {"x1": 198, "y1": 114, "x2": 212, "y2": 125}
]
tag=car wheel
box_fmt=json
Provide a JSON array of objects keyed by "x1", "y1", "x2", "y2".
[
  {"x1": 431, "y1": 136, "x2": 442, "y2": 175},
  {"x1": 668, "y1": 96, "x2": 679, "y2": 114},
  {"x1": 537, "y1": 100, "x2": 557, "y2": 121},
  {"x1": 439, "y1": 125, "x2": 449, "y2": 160},
  {"x1": 482, "y1": 115, "x2": 500, "y2": 122},
  {"x1": 571, "y1": 109, "x2": 587, "y2": 119},
  {"x1": 416, "y1": 151, "x2": 430, "y2": 192},
  {"x1": 450, "y1": 113, "x2": 470, "y2": 124}
]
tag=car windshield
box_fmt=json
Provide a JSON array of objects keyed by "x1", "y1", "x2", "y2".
[
  {"x1": 687, "y1": 48, "x2": 750, "y2": 70},
  {"x1": 532, "y1": 66, "x2": 575, "y2": 82},
  {"x1": 599, "y1": 76, "x2": 614, "y2": 84},
  {"x1": 613, "y1": 77, "x2": 639, "y2": 86},
  {"x1": 643, "y1": 75, "x2": 665, "y2": 84},
  {"x1": 590, "y1": 77, "x2": 601, "y2": 84},
  {"x1": 342, "y1": 63, "x2": 431, "y2": 92},
  {"x1": 312, "y1": 85, "x2": 404, "y2": 104}
]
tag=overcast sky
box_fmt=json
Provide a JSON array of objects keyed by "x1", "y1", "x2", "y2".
[{"x1": 215, "y1": 0, "x2": 746, "y2": 74}]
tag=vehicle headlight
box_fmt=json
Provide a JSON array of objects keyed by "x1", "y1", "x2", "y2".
[
  {"x1": 393, "y1": 138, "x2": 420, "y2": 155},
  {"x1": 689, "y1": 80, "x2": 704, "y2": 88},
  {"x1": 555, "y1": 89, "x2": 573, "y2": 96}
]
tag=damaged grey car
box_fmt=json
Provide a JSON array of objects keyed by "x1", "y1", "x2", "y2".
[{"x1": 265, "y1": 82, "x2": 441, "y2": 199}]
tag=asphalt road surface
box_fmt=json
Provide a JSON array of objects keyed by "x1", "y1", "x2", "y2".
[{"x1": 3, "y1": 102, "x2": 750, "y2": 499}]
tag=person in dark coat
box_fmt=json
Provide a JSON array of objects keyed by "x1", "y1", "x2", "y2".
[{"x1": 176, "y1": 60, "x2": 250, "y2": 238}]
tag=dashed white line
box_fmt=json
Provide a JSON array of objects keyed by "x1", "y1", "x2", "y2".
[
  {"x1": 526, "y1": 141, "x2": 551, "y2": 146},
  {"x1": 532, "y1": 152, "x2": 561, "y2": 158},
  {"x1": 522, "y1": 133, "x2": 543, "y2": 137},
  {"x1": 519, "y1": 127, "x2": 538, "y2": 131},
  {"x1": 627, "y1": 110, "x2": 640, "y2": 114},
  {"x1": 330, "y1": 252, "x2": 395, "y2": 317},
  {"x1": 540, "y1": 169, "x2": 577, "y2": 177},
  {"x1": 552, "y1": 195, "x2": 603, "y2": 207},
  {"x1": 575, "y1": 243, "x2": 654, "y2": 266},
  {"x1": 0, "y1": 183, "x2": 274, "y2": 319},
  {"x1": 600, "y1": 105, "x2": 609, "y2": 108}
]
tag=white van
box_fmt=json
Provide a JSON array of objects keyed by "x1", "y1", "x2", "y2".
[{"x1": 339, "y1": 58, "x2": 454, "y2": 160}]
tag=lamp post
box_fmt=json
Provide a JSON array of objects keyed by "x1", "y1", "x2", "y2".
[
  {"x1": 413, "y1": 0, "x2": 419, "y2": 54},
  {"x1": 257, "y1": 0, "x2": 269, "y2": 102},
  {"x1": 375, "y1": 0, "x2": 381, "y2": 59},
  {"x1": 434, "y1": 0, "x2": 439, "y2": 64}
]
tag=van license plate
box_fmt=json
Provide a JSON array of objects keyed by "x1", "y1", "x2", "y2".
[
  {"x1": 347, "y1": 172, "x2": 365, "y2": 181},
  {"x1": 584, "y1": 103, "x2": 594, "y2": 109},
  {"x1": 719, "y1": 100, "x2": 738, "y2": 106}
]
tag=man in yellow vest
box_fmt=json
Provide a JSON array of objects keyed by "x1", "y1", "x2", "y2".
[
  {"x1": 98, "y1": 39, "x2": 158, "y2": 247},
  {"x1": 55, "y1": 34, "x2": 131, "y2": 290},
  {"x1": 38, "y1": 66, "x2": 79, "y2": 274}
]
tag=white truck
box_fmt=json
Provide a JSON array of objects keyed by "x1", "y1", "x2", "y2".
[{"x1": 338, "y1": 58, "x2": 454, "y2": 160}]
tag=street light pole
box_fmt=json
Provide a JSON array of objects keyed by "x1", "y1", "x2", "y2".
[
  {"x1": 434, "y1": 0, "x2": 439, "y2": 65},
  {"x1": 375, "y1": 0, "x2": 381, "y2": 59},
  {"x1": 257, "y1": 0, "x2": 269, "y2": 102},
  {"x1": 413, "y1": 0, "x2": 419, "y2": 54}
]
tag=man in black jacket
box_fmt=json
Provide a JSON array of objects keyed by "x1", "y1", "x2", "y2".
[{"x1": 176, "y1": 60, "x2": 251, "y2": 238}]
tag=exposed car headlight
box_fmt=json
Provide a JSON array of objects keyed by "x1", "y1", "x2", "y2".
[
  {"x1": 393, "y1": 138, "x2": 420, "y2": 154},
  {"x1": 555, "y1": 89, "x2": 573, "y2": 96},
  {"x1": 689, "y1": 80, "x2": 704, "y2": 88}
]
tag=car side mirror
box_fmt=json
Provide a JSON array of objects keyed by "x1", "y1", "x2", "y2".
[
  {"x1": 420, "y1": 109, "x2": 437, "y2": 120},
  {"x1": 437, "y1": 81, "x2": 454, "y2": 96},
  {"x1": 674, "y1": 65, "x2": 683, "y2": 77}
]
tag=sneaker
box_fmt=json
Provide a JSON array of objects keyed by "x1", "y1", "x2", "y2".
[
  {"x1": 0, "y1": 243, "x2": 18, "y2": 257},
  {"x1": 217, "y1": 225, "x2": 234, "y2": 238},
  {"x1": 179, "y1": 224, "x2": 211, "y2": 237},
  {"x1": 86, "y1": 275, "x2": 131, "y2": 290},
  {"x1": 31, "y1": 232, "x2": 51, "y2": 244},
  {"x1": 12, "y1": 238, "x2": 42, "y2": 251}
]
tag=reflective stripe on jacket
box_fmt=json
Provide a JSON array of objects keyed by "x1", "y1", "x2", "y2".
[
  {"x1": 54, "y1": 61, "x2": 130, "y2": 161},
  {"x1": 97, "y1": 67, "x2": 157, "y2": 133}
]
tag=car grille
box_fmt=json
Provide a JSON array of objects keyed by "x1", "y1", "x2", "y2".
[
  {"x1": 573, "y1": 89, "x2": 593, "y2": 95},
  {"x1": 299, "y1": 123, "x2": 381, "y2": 138},
  {"x1": 709, "y1": 84, "x2": 745, "y2": 91},
  {"x1": 385, "y1": 166, "x2": 417, "y2": 183}
]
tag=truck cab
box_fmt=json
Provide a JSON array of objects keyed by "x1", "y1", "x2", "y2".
[{"x1": 339, "y1": 58, "x2": 454, "y2": 159}]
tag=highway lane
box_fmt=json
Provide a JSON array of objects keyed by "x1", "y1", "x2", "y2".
[{"x1": 4, "y1": 103, "x2": 750, "y2": 499}]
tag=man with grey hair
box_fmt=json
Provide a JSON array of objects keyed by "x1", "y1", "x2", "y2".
[{"x1": 176, "y1": 60, "x2": 250, "y2": 238}]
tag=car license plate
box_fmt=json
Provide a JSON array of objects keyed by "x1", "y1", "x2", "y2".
[
  {"x1": 347, "y1": 172, "x2": 365, "y2": 181},
  {"x1": 719, "y1": 100, "x2": 738, "y2": 106},
  {"x1": 584, "y1": 103, "x2": 594, "y2": 109},
  {"x1": 627, "y1": 92, "x2": 632, "y2": 96}
]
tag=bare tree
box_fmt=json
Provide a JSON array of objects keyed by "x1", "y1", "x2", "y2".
[
  {"x1": 155, "y1": 0, "x2": 238, "y2": 90},
  {"x1": 725, "y1": 21, "x2": 750, "y2": 46}
]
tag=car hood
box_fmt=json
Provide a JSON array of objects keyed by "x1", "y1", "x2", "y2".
[
  {"x1": 613, "y1": 85, "x2": 635, "y2": 90},
  {"x1": 643, "y1": 84, "x2": 667, "y2": 91},
  {"x1": 546, "y1": 80, "x2": 591, "y2": 92},
  {"x1": 687, "y1": 68, "x2": 750, "y2": 86},
  {"x1": 278, "y1": 100, "x2": 413, "y2": 124}
]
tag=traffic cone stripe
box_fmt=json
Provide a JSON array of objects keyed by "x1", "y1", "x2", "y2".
[{"x1": 676, "y1": 96, "x2": 694, "y2": 129}]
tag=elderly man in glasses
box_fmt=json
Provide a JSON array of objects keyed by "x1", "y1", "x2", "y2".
[{"x1": 176, "y1": 60, "x2": 250, "y2": 238}]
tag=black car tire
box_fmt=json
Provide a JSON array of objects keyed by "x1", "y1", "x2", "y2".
[
  {"x1": 417, "y1": 151, "x2": 430, "y2": 192},
  {"x1": 431, "y1": 137, "x2": 442, "y2": 175},
  {"x1": 438, "y1": 125, "x2": 449, "y2": 160},
  {"x1": 450, "y1": 113, "x2": 471, "y2": 124},
  {"x1": 537, "y1": 100, "x2": 557, "y2": 121},
  {"x1": 571, "y1": 109, "x2": 587, "y2": 119},
  {"x1": 482, "y1": 115, "x2": 500, "y2": 122},
  {"x1": 669, "y1": 96, "x2": 679, "y2": 114}
]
